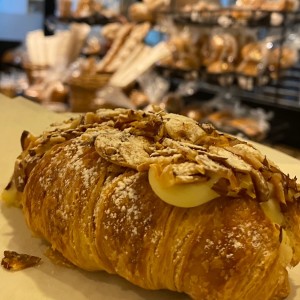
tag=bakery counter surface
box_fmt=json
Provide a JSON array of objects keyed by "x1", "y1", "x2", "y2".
[
  {"x1": 271, "y1": 144, "x2": 300, "y2": 160},
  {"x1": 1, "y1": 94, "x2": 300, "y2": 299}
]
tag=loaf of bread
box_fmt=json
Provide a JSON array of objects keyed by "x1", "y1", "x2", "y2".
[
  {"x1": 105, "y1": 22, "x2": 150, "y2": 73},
  {"x1": 4, "y1": 108, "x2": 300, "y2": 300},
  {"x1": 97, "y1": 23, "x2": 133, "y2": 72}
]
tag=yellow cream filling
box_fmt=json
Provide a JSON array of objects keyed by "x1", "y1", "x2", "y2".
[
  {"x1": 148, "y1": 165, "x2": 219, "y2": 208},
  {"x1": 1, "y1": 183, "x2": 21, "y2": 207},
  {"x1": 260, "y1": 198, "x2": 284, "y2": 225},
  {"x1": 149, "y1": 163, "x2": 286, "y2": 226},
  {"x1": 260, "y1": 197, "x2": 292, "y2": 265},
  {"x1": 279, "y1": 228, "x2": 293, "y2": 266}
]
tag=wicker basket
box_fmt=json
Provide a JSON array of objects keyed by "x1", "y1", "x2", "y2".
[{"x1": 68, "y1": 73, "x2": 111, "y2": 112}]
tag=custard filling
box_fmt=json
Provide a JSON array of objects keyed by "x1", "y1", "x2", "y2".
[{"x1": 148, "y1": 164, "x2": 219, "y2": 208}]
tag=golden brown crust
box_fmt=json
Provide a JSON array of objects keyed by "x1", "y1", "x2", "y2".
[{"x1": 10, "y1": 108, "x2": 300, "y2": 299}]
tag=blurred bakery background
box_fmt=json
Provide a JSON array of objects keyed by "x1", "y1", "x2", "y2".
[{"x1": 1, "y1": 0, "x2": 300, "y2": 158}]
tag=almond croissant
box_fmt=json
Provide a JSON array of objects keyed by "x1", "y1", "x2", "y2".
[{"x1": 4, "y1": 108, "x2": 300, "y2": 300}]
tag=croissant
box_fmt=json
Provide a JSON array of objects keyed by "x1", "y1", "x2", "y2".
[{"x1": 4, "y1": 108, "x2": 300, "y2": 300}]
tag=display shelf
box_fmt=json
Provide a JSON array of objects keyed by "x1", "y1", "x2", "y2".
[
  {"x1": 162, "y1": 7, "x2": 300, "y2": 28},
  {"x1": 157, "y1": 61, "x2": 300, "y2": 146},
  {"x1": 241, "y1": 97, "x2": 300, "y2": 147},
  {"x1": 158, "y1": 2, "x2": 300, "y2": 117},
  {"x1": 156, "y1": 62, "x2": 300, "y2": 111},
  {"x1": 237, "y1": 62, "x2": 300, "y2": 109},
  {"x1": 57, "y1": 12, "x2": 123, "y2": 26}
]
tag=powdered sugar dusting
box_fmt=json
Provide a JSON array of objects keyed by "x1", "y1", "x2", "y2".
[
  {"x1": 95, "y1": 171, "x2": 156, "y2": 265},
  {"x1": 36, "y1": 133, "x2": 103, "y2": 235},
  {"x1": 201, "y1": 219, "x2": 265, "y2": 263}
]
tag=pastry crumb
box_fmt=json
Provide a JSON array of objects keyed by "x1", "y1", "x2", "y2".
[{"x1": 1, "y1": 250, "x2": 41, "y2": 271}]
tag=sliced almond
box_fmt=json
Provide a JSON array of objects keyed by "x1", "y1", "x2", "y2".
[
  {"x1": 95, "y1": 127, "x2": 151, "y2": 169},
  {"x1": 163, "y1": 113, "x2": 205, "y2": 144}
]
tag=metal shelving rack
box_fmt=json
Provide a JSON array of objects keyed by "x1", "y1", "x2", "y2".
[
  {"x1": 163, "y1": 1, "x2": 300, "y2": 108},
  {"x1": 237, "y1": 61, "x2": 300, "y2": 109},
  {"x1": 158, "y1": 2, "x2": 300, "y2": 146}
]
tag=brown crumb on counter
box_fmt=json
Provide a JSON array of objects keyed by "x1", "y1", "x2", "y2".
[{"x1": 1, "y1": 250, "x2": 41, "y2": 271}]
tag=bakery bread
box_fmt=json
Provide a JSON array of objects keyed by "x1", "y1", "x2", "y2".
[
  {"x1": 97, "y1": 23, "x2": 133, "y2": 72},
  {"x1": 105, "y1": 22, "x2": 150, "y2": 73},
  {"x1": 4, "y1": 108, "x2": 300, "y2": 300},
  {"x1": 269, "y1": 46, "x2": 298, "y2": 70},
  {"x1": 203, "y1": 33, "x2": 238, "y2": 67},
  {"x1": 101, "y1": 23, "x2": 123, "y2": 42},
  {"x1": 207, "y1": 60, "x2": 235, "y2": 74},
  {"x1": 261, "y1": 0, "x2": 299, "y2": 11},
  {"x1": 128, "y1": 2, "x2": 154, "y2": 23},
  {"x1": 236, "y1": 0, "x2": 262, "y2": 9}
]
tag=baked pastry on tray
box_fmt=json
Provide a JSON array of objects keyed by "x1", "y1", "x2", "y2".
[{"x1": 3, "y1": 108, "x2": 300, "y2": 300}]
